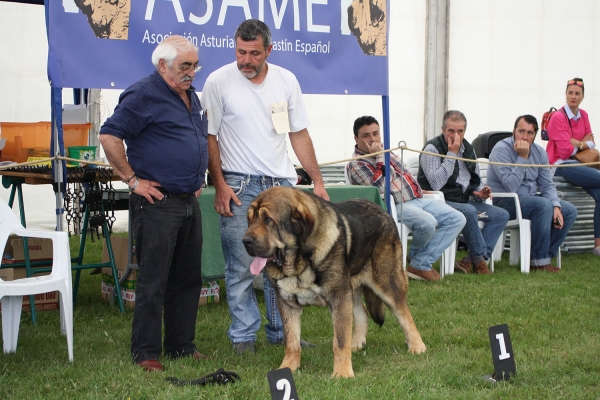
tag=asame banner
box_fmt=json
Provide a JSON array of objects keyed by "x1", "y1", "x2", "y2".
[{"x1": 47, "y1": 0, "x2": 389, "y2": 95}]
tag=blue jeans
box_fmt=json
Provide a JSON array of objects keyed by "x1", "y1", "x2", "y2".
[
  {"x1": 446, "y1": 200, "x2": 509, "y2": 263},
  {"x1": 129, "y1": 192, "x2": 203, "y2": 362},
  {"x1": 396, "y1": 198, "x2": 466, "y2": 271},
  {"x1": 494, "y1": 196, "x2": 577, "y2": 266},
  {"x1": 220, "y1": 172, "x2": 292, "y2": 344},
  {"x1": 555, "y1": 160, "x2": 600, "y2": 238}
]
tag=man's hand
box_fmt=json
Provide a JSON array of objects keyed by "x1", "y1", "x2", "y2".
[
  {"x1": 473, "y1": 185, "x2": 492, "y2": 200},
  {"x1": 514, "y1": 140, "x2": 530, "y2": 160},
  {"x1": 553, "y1": 207, "x2": 564, "y2": 230},
  {"x1": 214, "y1": 184, "x2": 242, "y2": 217},
  {"x1": 364, "y1": 140, "x2": 384, "y2": 155},
  {"x1": 447, "y1": 133, "x2": 460, "y2": 154},
  {"x1": 131, "y1": 179, "x2": 164, "y2": 204},
  {"x1": 312, "y1": 182, "x2": 330, "y2": 201}
]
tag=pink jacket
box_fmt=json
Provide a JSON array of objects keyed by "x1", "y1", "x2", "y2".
[{"x1": 546, "y1": 107, "x2": 592, "y2": 164}]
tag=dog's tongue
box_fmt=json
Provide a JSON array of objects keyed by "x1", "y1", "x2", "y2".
[{"x1": 250, "y1": 257, "x2": 268, "y2": 275}]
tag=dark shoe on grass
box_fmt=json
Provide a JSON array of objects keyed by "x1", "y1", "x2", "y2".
[
  {"x1": 531, "y1": 264, "x2": 560, "y2": 273},
  {"x1": 136, "y1": 359, "x2": 164, "y2": 372},
  {"x1": 474, "y1": 261, "x2": 491, "y2": 274},
  {"x1": 406, "y1": 266, "x2": 440, "y2": 281},
  {"x1": 233, "y1": 341, "x2": 256, "y2": 354},
  {"x1": 454, "y1": 260, "x2": 472, "y2": 274}
]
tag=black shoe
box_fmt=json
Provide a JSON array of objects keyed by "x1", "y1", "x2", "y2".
[{"x1": 232, "y1": 341, "x2": 256, "y2": 354}]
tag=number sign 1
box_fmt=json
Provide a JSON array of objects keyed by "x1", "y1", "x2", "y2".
[
  {"x1": 267, "y1": 368, "x2": 299, "y2": 400},
  {"x1": 488, "y1": 324, "x2": 516, "y2": 380}
]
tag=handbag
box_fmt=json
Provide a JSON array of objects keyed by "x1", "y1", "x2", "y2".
[{"x1": 573, "y1": 148, "x2": 600, "y2": 169}]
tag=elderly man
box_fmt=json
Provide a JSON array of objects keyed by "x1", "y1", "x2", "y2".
[
  {"x1": 100, "y1": 36, "x2": 208, "y2": 371},
  {"x1": 201, "y1": 19, "x2": 328, "y2": 354},
  {"x1": 418, "y1": 110, "x2": 509, "y2": 274},
  {"x1": 488, "y1": 114, "x2": 577, "y2": 272},
  {"x1": 347, "y1": 115, "x2": 465, "y2": 282}
]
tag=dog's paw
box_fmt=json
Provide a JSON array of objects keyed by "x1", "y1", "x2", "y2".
[
  {"x1": 279, "y1": 359, "x2": 301, "y2": 372},
  {"x1": 331, "y1": 369, "x2": 355, "y2": 379},
  {"x1": 351, "y1": 338, "x2": 366, "y2": 352},
  {"x1": 407, "y1": 342, "x2": 427, "y2": 355}
]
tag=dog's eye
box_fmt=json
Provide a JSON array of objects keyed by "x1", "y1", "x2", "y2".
[{"x1": 263, "y1": 215, "x2": 273, "y2": 224}]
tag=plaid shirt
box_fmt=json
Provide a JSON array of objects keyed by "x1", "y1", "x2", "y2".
[{"x1": 347, "y1": 146, "x2": 422, "y2": 204}]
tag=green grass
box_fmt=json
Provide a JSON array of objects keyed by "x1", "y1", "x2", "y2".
[{"x1": 1, "y1": 238, "x2": 599, "y2": 399}]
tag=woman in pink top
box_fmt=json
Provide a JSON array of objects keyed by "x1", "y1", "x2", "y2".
[{"x1": 547, "y1": 78, "x2": 600, "y2": 255}]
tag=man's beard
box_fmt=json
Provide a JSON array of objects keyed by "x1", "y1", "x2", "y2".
[{"x1": 238, "y1": 63, "x2": 264, "y2": 79}]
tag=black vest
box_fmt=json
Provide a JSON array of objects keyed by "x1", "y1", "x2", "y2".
[{"x1": 417, "y1": 134, "x2": 480, "y2": 203}]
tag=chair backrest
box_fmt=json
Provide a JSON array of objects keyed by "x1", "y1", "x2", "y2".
[
  {"x1": 0, "y1": 198, "x2": 24, "y2": 250},
  {"x1": 477, "y1": 158, "x2": 489, "y2": 184},
  {"x1": 343, "y1": 163, "x2": 352, "y2": 185},
  {"x1": 406, "y1": 156, "x2": 420, "y2": 177}
]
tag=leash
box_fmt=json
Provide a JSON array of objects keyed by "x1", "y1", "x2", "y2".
[{"x1": 165, "y1": 368, "x2": 241, "y2": 386}]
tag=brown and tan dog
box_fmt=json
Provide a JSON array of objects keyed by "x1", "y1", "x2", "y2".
[{"x1": 243, "y1": 186, "x2": 426, "y2": 378}]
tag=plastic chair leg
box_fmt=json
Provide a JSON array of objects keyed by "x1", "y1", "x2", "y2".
[
  {"x1": 1, "y1": 296, "x2": 24, "y2": 354},
  {"x1": 493, "y1": 231, "x2": 505, "y2": 262},
  {"x1": 57, "y1": 289, "x2": 74, "y2": 361},
  {"x1": 520, "y1": 221, "x2": 531, "y2": 273}
]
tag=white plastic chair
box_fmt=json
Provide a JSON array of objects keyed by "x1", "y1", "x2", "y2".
[
  {"x1": 345, "y1": 159, "x2": 456, "y2": 277},
  {"x1": 0, "y1": 198, "x2": 73, "y2": 361}
]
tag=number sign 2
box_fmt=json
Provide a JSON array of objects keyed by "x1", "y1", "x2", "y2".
[
  {"x1": 488, "y1": 324, "x2": 516, "y2": 380},
  {"x1": 267, "y1": 368, "x2": 299, "y2": 400}
]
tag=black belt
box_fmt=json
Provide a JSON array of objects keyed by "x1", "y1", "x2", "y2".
[{"x1": 157, "y1": 188, "x2": 193, "y2": 197}]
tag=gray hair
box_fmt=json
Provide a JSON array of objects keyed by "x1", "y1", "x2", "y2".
[
  {"x1": 151, "y1": 35, "x2": 198, "y2": 69},
  {"x1": 442, "y1": 110, "x2": 467, "y2": 130},
  {"x1": 235, "y1": 19, "x2": 271, "y2": 50}
]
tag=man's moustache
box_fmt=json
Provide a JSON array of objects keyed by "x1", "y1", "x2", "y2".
[{"x1": 181, "y1": 76, "x2": 193, "y2": 82}]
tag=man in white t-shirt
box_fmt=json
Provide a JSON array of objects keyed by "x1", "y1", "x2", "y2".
[{"x1": 201, "y1": 19, "x2": 328, "y2": 354}]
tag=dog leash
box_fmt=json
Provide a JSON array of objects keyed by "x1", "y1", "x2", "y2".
[{"x1": 166, "y1": 368, "x2": 241, "y2": 386}]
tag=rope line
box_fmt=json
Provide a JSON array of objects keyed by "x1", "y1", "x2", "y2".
[{"x1": 1, "y1": 145, "x2": 598, "y2": 172}]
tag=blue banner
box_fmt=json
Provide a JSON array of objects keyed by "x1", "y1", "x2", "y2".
[{"x1": 48, "y1": 0, "x2": 389, "y2": 95}]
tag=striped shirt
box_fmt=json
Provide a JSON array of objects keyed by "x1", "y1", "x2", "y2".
[
  {"x1": 421, "y1": 143, "x2": 484, "y2": 194},
  {"x1": 347, "y1": 146, "x2": 422, "y2": 204}
]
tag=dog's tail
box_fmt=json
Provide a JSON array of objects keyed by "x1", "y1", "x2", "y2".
[{"x1": 364, "y1": 287, "x2": 386, "y2": 327}]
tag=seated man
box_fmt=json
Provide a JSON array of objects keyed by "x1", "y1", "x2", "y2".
[
  {"x1": 488, "y1": 114, "x2": 577, "y2": 272},
  {"x1": 347, "y1": 115, "x2": 466, "y2": 281},
  {"x1": 418, "y1": 110, "x2": 509, "y2": 274}
]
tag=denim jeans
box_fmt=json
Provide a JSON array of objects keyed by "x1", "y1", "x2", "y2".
[
  {"x1": 555, "y1": 160, "x2": 600, "y2": 238},
  {"x1": 446, "y1": 200, "x2": 509, "y2": 263},
  {"x1": 396, "y1": 197, "x2": 466, "y2": 271},
  {"x1": 129, "y1": 192, "x2": 203, "y2": 362},
  {"x1": 494, "y1": 195, "x2": 577, "y2": 266},
  {"x1": 220, "y1": 172, "x2": 292, "y2": 344}
]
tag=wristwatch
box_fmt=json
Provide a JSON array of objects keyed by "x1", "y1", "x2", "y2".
[{"x1": 579, "y1": 142, "x2": 585, "y2": 150}]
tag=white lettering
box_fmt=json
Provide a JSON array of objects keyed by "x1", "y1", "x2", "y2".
[
  {"x1": 190, "y1": 0, "x2": 214, "y2": 25},
  {"x1": 269, "y1": 0, "x2": 289, "y2": 29},
  {"x1": 293, "y1": 0, "x2": 300, "y2": 31},
  {"x1": 218, "y1": 0, "x2": 252, "y2": 26},
  {"x1": 340, "y1": 0, "x2": 352, "y2": 35},
  {"x1": 495, "y1": 333, "x2": 511, "y2": 360},
  {"x1": 307, "y1": 0, "x2": 330, "y2": 33},
  {"x1": 145, "y1": 0, "x2": 185, "y2": 22}
]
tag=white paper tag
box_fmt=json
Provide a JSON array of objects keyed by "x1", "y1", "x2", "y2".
[{"x1": 271, "y1": 101, "x2": 291, "y2": 134}]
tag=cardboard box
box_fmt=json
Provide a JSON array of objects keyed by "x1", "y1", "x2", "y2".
[
  {"x1": 0, "y1": 236, "x2": 59, "y2": 312},
  {"x1": 100, "y1": 236, "x2": 219, "y2": 307},
  {"x1": 100, "y1": 236, "x2": 137, "y2": 309},
  {"x1": 199, "y1": 280, "x2": 220, "y2": 305}
]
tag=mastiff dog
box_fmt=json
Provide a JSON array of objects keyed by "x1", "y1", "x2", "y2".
[{"x1": 243, "y1": 186, "x2": 426, "y2": 378}]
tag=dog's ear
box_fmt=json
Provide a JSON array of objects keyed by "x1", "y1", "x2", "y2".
[
  {"x1": 291, "y1": 204, "x2": 315, "y2": 242},
  {"x1": 247, "y1": 202, "x2": 257, "y2": 223}
]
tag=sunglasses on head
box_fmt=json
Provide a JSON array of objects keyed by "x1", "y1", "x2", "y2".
[{"x1": 567, "y1": 79, "x2": 584, "y2": 87}]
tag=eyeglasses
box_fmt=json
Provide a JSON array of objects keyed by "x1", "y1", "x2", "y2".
[
  {"x1": 179, "y1": 64, "x2": 202, "y2": 74},
  {"x1": 567, "y1": 79, "x2": 584, "y2": 87}
]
